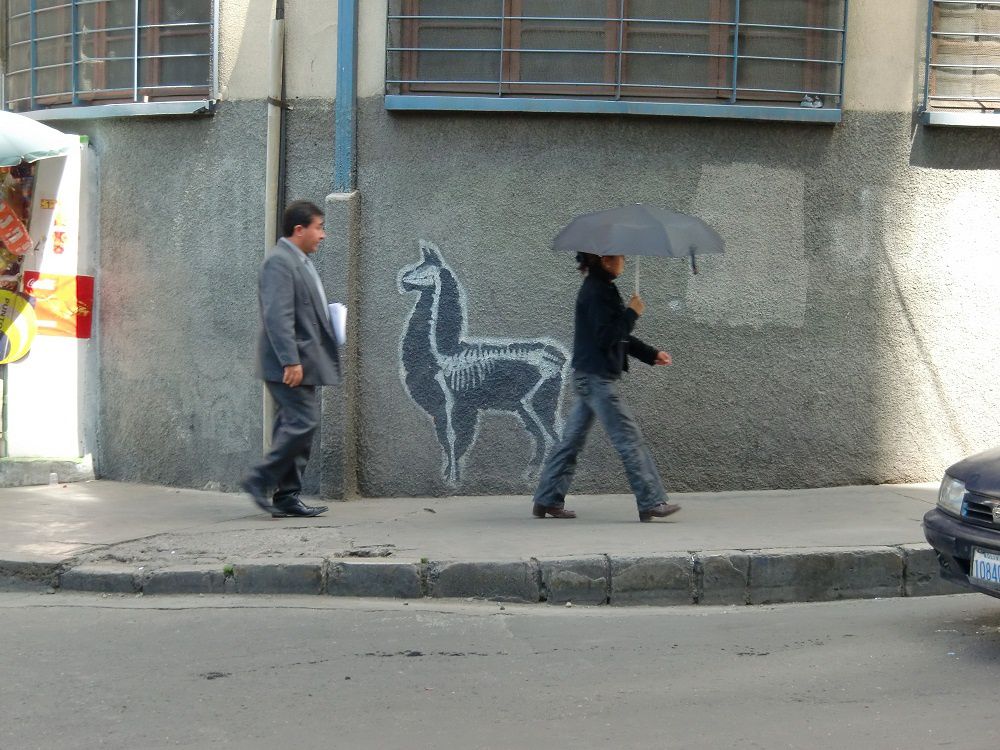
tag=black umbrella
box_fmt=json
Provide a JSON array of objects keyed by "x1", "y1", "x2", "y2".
[{"x1": 553, "y1": 203, "x2": 724, "y2": 290}]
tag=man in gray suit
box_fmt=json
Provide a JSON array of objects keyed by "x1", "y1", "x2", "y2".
[{"x1": 241, "y1": 201, "x2": 341, "y2": 517}]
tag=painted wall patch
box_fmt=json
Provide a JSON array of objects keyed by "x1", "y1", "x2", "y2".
[{"x1": 398, "y1": 241, "x2": 570, "y2": 485}]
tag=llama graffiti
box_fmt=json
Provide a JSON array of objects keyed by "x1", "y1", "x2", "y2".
[{"x1": 397, "y1": 241, "x2": 569, "y2": 485}]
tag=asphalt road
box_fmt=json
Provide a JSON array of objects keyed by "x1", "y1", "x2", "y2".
[{"x1": 2, "y1": 593, "x2": 998, "y2": 749}]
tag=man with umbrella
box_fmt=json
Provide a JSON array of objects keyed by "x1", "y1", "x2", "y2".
[{"x1": 532, "y1": 205, "x2": 722, "y2": 522}]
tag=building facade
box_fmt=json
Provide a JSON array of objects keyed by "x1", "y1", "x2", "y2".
[{"x1": 3, "y1": 0, "x2": 1000, "y2": 498}]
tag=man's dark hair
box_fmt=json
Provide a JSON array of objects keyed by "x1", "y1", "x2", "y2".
[{"x1": 282, "y1": 200, "x2": 324, "y2": 237}]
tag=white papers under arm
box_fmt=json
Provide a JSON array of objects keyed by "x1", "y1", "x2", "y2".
[{"x1": 328, "y1": 302, "x2": 347, "y2": 346}]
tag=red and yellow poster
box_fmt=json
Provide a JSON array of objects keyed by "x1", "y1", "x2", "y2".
[{"x1": 23, "y1": 271, "x2": 93, "y2": 338}]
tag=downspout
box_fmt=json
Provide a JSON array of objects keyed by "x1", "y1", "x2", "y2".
[
  {"x1": 327, "y1": 0, "x2": 359, "y2": 497},
  {"x1": 265, "y1": 0, "x2": 286, "y2": 248},
  {"x1": 334, "y1": 0, "x2": 358, "y2": 192},
  {"x1": 263, "y1": 0, "x2": 286, "y2": 452}
]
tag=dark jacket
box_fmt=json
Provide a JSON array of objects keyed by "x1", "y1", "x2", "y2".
[
  {"x1": 571, "y1": 269, "x2": 659, "y2": 379},
  {"x1": 256, "y1": 239, "x2": 341, "y2": 386}
]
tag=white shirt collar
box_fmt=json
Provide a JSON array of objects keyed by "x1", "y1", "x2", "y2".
[{"x1": 279, "y1": 236, "x2": 309, "y2": 262}]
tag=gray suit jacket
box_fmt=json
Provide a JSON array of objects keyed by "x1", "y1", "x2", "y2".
[{"x1": 256, "y1": 238, "x2": 341, "y2": 385}]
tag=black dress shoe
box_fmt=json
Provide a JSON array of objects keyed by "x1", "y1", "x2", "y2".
[
  {"x1": 272, "y1": 499, "x2": 328, "y2": 518},
  {"x1": 638, "y1": 502, "x2": 681, "y2": 522},
  {"x1": 532, "y1": 503, "x2": 577, "y2": 519},
  {"x1": 240, "y1": 479, "x2": 274, "y2": 514}
]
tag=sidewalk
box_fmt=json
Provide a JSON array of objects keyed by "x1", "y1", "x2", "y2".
[{"x1": 0, "y1": 480, "x2": 964, "y2": 605}]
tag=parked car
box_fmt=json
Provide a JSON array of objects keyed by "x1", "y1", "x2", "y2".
[{"x1": 924, "y1": 447, "x2": 1000, "y2": 598}]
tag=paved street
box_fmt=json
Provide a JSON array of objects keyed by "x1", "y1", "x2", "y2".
[{"x1": 2, "y1": 593, "x2": 998, "y2": 749}]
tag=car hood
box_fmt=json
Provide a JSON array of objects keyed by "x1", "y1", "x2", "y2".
[{"x1": 947, "y1": 447, "x2": 1000, "y2": 495}]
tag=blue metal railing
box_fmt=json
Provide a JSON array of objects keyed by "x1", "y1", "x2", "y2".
[
  {"x1": 4, "y1": 0, "x2": 214, "y2": 111},
  {"x1": 386, "y1": 4, "x2": 849, "y2": 107}
]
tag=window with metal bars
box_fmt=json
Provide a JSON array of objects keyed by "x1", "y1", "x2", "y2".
[
  {"x1": 2, "y1": 0, "x2": 215, "y2": 114},
  {"x1": 386, "y1": 0, "x2": 848, "y2": 112},
  {"x1": 923, "y1": 0, "x2": 1000, "y2": 114}
]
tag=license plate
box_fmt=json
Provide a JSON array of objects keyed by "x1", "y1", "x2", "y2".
[{"x1": 970, "y1": 548, "x2": 1000, "y2": 589}]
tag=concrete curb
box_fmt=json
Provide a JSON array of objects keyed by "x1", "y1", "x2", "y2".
[{"x1": 3, "y1": 542, "x2": 968, "y2": 605}]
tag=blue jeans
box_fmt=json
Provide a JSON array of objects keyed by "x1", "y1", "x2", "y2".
[{"x1": 533, "y1": 372, "x2": 668, "y2": 511}]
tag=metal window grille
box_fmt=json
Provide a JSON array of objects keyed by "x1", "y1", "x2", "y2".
[
  {"x1": 386, "y1": 0, "x2": 848, "y2": 109},
  {"x1": 923, "y1": 0, "x2": 1000, "y2": 112},
  {"x1": 2, "y1": 0, "x2": 216, "y2": 113}
]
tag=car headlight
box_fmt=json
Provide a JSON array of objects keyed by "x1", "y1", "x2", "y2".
[{"x1": 937, "y1": 474, "x2": 966, "y2": 517}]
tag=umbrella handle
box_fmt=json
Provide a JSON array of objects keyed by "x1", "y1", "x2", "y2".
[{"x1": 690, "y1": 247, "x2": 698, "y2": 275}]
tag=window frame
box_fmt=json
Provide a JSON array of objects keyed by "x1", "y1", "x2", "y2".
[
  {"x1": 385, "y1": 0, "x2": 849, "y2": 124},
  {"x1": 921, "y1": 0, "x2": 1000, "y2": 127},
  {"x1": 1, "y1": 0, "x2": 219, "y2": 120}
]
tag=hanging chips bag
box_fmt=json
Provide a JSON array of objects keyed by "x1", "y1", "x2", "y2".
[{"x1": 0, "y1": 200, "x2": 33, "y2": 256}]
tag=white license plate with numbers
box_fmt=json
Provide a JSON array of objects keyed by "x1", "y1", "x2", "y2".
[{"x1": 970, "y1": 548, "x2": 1000, "y2": 588}]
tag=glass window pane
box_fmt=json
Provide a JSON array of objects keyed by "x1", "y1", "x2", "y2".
[
  {"x1": 6, "y1": 71, "x2": 32, "y2": 107},
  {"x1": 740, "y1": 0, "x2": 845, "y2": 28},
  {"x1": 81, "y1": 0, "x2": 136, "y2": 32},
  {"x1": 140, "y1": 55, "x2": 210, "y2": 88},
  {"x1": 35, "y1": 5, "x2": 71, "y2": 38},
  {"x1": 37, "y1": 36, "x2": 72, "y2": 68},
  {"x1": 8, "y1": 14, "x2": 31, "y2": 45},
  {"x1": 519, "y1": 0, "x2": 612, "y2": 19},
  {"x1": 144, "y1": 0, "x2": 212, "y2": 24},
  {"x1": 79, "y1": 58, "x2": 134, "y2": 93},
  {"x1": 9, "y1": 43, "x2": 32, "y2": 73},
  {"x1": 140, "y1": 28, "x2": 211, "y2": 56},
  {"x1": 36, "y1": 63, "x2": 72, "y2": 98},
  {"x1": 415, "y1": 0, "x2": 503, "y2": 16},
  {"x1": 738, "y1": 58, "x2": 839, "y2": 95},
  {"x1": 624, "y1": 21, "x2": 730, "y2": 92},
  {"x1": 515, "y1": 19, "x2": 613, "y2": 84},
  {"x1": 80, "y1": 28, "x2": 135, "y2": 59},
  {"x1": 400, "y1": 16, "x2": 501, "y2": 84},
  {"x1": 629, "y1": 0, "x2": 734, "y2": 24},
  {"x1": 739, "y1": 27, "x2": 841, "y2": 61},
  {"x1": 413, "y1": 50, "x2": 500, "y2": 82}
]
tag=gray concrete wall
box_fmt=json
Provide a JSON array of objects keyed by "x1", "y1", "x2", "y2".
[
  {"x1": 54, "y1": 100, "x2": 1000, "y2": 499},
  {"x1": 355, "y1": 100, "x2": 1000, "y2": 497},
  {"x1": 37, "y1": 0, "x2": 1000, "y2": 498},
  {"x1": 57, "y1": 99, "x2": 336, "y2": 493}
]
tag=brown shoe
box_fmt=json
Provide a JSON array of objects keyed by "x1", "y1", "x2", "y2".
[
  {"x1": 532, "y1": 503, "x2": 577, "y2": 519},
  {"x1": 638, "y1": 503, "x2": 681, "y2": 522}
]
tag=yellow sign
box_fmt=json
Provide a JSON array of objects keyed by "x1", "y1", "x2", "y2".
[{"x1": 0, "y1": 290, "x2": 37, "y2": 364}]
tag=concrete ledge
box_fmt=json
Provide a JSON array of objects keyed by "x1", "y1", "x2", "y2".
[
  {"x1": 144, "y1": 565, "x2": 230, "y2": 595},
  {"x1": 428, "y1": 560, "x2": 540, "y2": 602},
  {"x1": 610, "y1": 555, "x2": 695, "y2": 606},
  {"x1": 748, "y1": 547, "x2": 903, "y2": 604},
  {"x1": 900, "y1": 544, "x2": 969, "y2": 598},
  {"x1": 539, "y1": 557, "x2": 609, "y2": 605},
  {"x1": 60, "y1": 564, "x2": 139, "y2": 593},
  {"x1": 327, "y1": 559, "x2": 423, "y2": 598},
  {"x1": 0, "y1": 456, "x2": 94, "y2": 488},
  {"x1": 233, "y1": 559, "x2": 324, "y2": 595}
]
